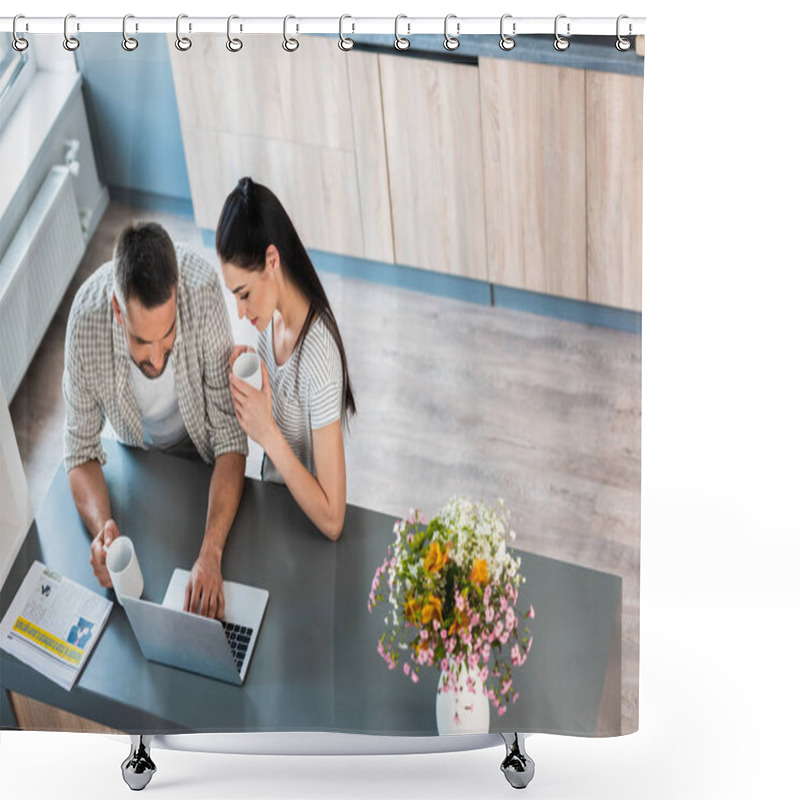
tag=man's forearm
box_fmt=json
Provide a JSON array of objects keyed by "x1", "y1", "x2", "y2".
[
  {"x1": 68, "y1": 460, "x2": 112, "y2": 536},
  {"x1": 201, "y1": 452, "x2": 246, "y2": 563}
]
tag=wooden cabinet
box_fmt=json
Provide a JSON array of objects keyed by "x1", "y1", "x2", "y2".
[
  {"x1": 170, "y1": 37, "x2": 642, "y2": 312},
  {"x1": 479, "y1": 58, "x2": 587, "y2": 300},
  {"x1": 169, "y1": 35, "x2": 386, "y2": 259},
  {"x1": 586, "y1": 71, "x2": 643, "y2": 312},
  {"x1": 379, "y1": 56, "x2": 488, "y2": 281}
]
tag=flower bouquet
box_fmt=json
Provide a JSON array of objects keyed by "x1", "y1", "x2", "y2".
[{"x1": 367, "y1": 497, "x2": 534, "y2": 729}]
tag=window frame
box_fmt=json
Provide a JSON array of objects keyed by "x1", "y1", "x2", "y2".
[{"x1": 0, "y1": 33, "x2": 37, "y2": 134}]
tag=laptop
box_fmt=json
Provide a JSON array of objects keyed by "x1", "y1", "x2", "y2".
[{"x1": 119, "y1": 569, "x2": 269, "y2": 685}]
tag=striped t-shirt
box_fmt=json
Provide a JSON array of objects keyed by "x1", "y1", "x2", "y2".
[{"x1": 258, "y1": 316, "x2": 344, "y2": 483}]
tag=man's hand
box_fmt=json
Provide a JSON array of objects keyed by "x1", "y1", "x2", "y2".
[
  {"x1": 183, "y1": 548, "x2": 225, "y2": 619},
  {"x1": 90, "y1": 519, "x2": 121, "y2": 588}
]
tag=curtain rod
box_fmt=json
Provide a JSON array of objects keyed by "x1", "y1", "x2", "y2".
[{"x1": 1, "y1": 16, "x2": 646, "y2": 37}]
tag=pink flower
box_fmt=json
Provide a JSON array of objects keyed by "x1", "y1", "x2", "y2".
[
  {"x1": 512, "y1": 693, "x2": 519, "y2": 703},
  {"x1": 411, "y1": 671, "x2": 419, "y2": 684},
  {"x1": 511, "y1": 644, "x2": 521, "y2": 666},
  {"x1": 403, "y1": 663, "x2": 410, "y2": 676},
  {"x1": 455, "y1": 593, "x2": 465, "y2": 611},
  {"x1": 499, "y1": 596, "x2": 508, "y2": 612},
  {"x1": 527, "y1": 604, "x2": 535, "y2": 619},
  {"x1": 420, "y1": 628, "x2": 429, "y2": 641},
  {"x1": 498, "y1": 705, "x2": 507, "y2": 717},
  {"x1": 483, "y1": 586, "x2": 492, "y2": 606},
  {"x1": 481, "y1": 644, "x2": 491, "y2": 663},
  {"x1": 506, "y1": 607, "x2": 515, "y2": 629},
  {"x1": 501, "y1": 679, "x2": 513, "y2": 695},
  {"x1": 486, "y1": 606, "x2": 495, "y2": 623}
]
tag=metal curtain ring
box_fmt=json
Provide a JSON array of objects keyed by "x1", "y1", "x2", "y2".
[
  {"x1": 63, "y1": 14, "x2": 79, "y2": 51},
  {"x1": 122, "y1": 14, "x2": 138, "y2": 51},
  {"x1": 499, "y1": 14, "x2": 516, "y2": 51},
  {"x1": 444, "y1": 14, "x2": 460, "y2": 51},
  {"x1": 554, "y1": 14, "x2": 570, "y2": 51},
  {"x1": 12, "y1": 15, "x2": 29, "y2": 52},
  {"x1": 339, "y1": 14, "x2": 354, "y2": 51},
  {"x1": 616, "y1": 15, "x2": 632, "y2": 51},
  {"x1": 394, "y1": 15, "x2": 410, "y2": 51},
  {"x1": 175, "y1": 14, "x2": 192, "y2": 51},
  {"x1": 283, "y1": 15, "x2": 299, "y2": 52},
  {"x1": 226, "y1": 15, "x2": 243, "y2": 52}
]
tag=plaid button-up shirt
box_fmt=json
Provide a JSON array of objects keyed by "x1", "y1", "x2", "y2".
[{"x1": 62, "y1": 244, "x2": 247, "y2": 471}]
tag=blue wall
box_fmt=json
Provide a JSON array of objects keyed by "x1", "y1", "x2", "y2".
[{"x1": 76, "y1": 34, "x2": 193, "y2": 216}]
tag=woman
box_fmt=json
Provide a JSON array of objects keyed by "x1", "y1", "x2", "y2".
[{"x1": 217, "y1": 178, "x2": 356, "y2": 541}]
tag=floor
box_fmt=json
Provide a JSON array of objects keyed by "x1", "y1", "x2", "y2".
[{"x1": 9, "y1": 202, "x2": 641, "y2": 734}]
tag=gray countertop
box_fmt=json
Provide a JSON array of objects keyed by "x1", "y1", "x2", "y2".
[
  {"x1": 1, "y1": 441, "x2": 621, "y2": 736},
  {"x1": 335, "y1": 34, "x2": 644, "y2": 77}
]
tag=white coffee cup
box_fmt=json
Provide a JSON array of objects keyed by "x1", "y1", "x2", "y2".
[
  {"x1": 105, "y1": 536, "x2": 144, "y2": 600},
  {"x1": 233, "y1": 351, "x2": 263, "y2": 391}
]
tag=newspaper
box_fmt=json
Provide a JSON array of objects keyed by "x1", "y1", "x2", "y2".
[{"x1": 0, "y1": 560, "x2": 112, "y2": 691}]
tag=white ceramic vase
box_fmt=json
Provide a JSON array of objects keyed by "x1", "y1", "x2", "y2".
[{"x1": 435, "y1": 659, "x2": 490, "y2": 735}]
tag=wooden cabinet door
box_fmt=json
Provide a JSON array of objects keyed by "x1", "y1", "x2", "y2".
[
  {"x1": 586, "y1": 72, "x2": 643, "y2": 312},
  {"x1": 379, "y1": 55, "x2": 487, "y2": 281},
  {"x1": 479, "y1": 59, "x2": 587, "y2": 300},
  {"x1": 168, "y1": 35, "x2": 365, "y2": 257},
  {"x1": 347, "y1": 51, "x2": 394, "y2": 265}
]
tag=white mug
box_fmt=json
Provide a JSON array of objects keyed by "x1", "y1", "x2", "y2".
[
  {"x1": 105, "y1": 536, "x2": 144, "y2": 600},
  {"x1": 233, "y1": 351, "x2": 263, "y2": 391}
]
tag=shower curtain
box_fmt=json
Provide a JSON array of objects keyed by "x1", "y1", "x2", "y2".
[{"x1": 0, "y1": 18, "x2": 643, "y2": 758}]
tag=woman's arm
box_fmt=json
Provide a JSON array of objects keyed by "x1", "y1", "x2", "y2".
[
  {"x1": 262, "y1": 420, "x2": 346, "y2": 541},
  {"x1": 229, "y1": 362, "x2": 346, "y2": 541}
]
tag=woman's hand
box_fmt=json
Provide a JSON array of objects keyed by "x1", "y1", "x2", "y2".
[
  {"x1": 230, "y1": 360, "x2": 275, "y2": 449},
  {"x1": 228, "y1": 343, "x2": 255, "y2": 373}
]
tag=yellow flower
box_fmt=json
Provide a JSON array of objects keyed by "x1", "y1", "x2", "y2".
[
  {"x1": 404, "y1": 595, "x2": 422, "y2": 622},
  {"x1": 424, "y1": 542, "x2": 450, "y2": 574},
  {"x1": 470, "y1": 558, "x2": 489, "y2": 584},
  {"x1": 421, "y1": 595, "x2": 442, "y2": 624}
]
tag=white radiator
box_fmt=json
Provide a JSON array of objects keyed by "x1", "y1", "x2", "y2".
[{"x1": 0, "y1": 164, "x2": 86, "y2": 399}]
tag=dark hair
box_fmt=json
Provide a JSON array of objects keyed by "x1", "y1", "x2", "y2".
[
  {"x1": 113, "y1": 221, "x2": 178, "y2": 309},
  {"x1": 216, "y1": 178, "x2": 356, "y2": 422}
]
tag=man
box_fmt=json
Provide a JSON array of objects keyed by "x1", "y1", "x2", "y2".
[{"x1": 63, "y1": 221, "x2": 247, "y2": 619}]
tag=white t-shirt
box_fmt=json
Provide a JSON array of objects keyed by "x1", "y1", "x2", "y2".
[
  {"x1": 129, "y1": 359, "x2": 190, "y2": 450},
  {"x1": 258, "y1": 317, "x2": 344, "y2": 483}
]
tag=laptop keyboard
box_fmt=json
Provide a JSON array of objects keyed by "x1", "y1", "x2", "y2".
[{"x1": 222, "y1": 621, "x2": 253, "y2": 672}]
